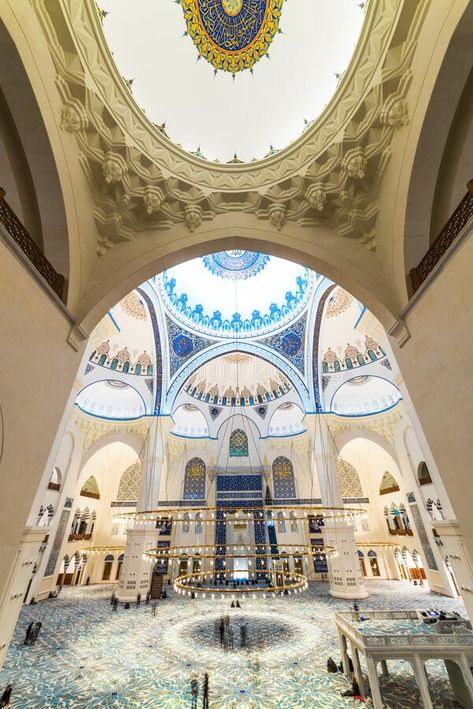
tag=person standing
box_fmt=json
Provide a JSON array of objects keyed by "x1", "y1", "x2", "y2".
[
  {"x1": 136, "y1": 593, "x2": 141, "y2": 607},
  {"x1": 30, "y1": 622, "x2": 42, "y2": 645},
  {"x1": 110, "y1": 590, "x2": 116, "y2": 605},
  {"x1": 190, "y1": 673, "x2": 199, "y2": 708},
  {"x1": 202, "y1": 672, "x2": 209, "y2": 709},
  {"x1": 24, "y1": 622, "x2": 34, "y2": 645},
  {"x1": 145, "y1": 590, "x2": 150, "y2": 605},
  {"x1": 151, "y1": 600, "x2": 157, "y2": 617},
  {"x1": 112, "y1": 597, "x2": 118, "y2": 612},
  {"x1": 0, "y1": 683, "x2": 12, "y2": 707}
]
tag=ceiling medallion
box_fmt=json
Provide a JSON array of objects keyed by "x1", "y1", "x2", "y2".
[
  {"x1": 179, "y1": 0, "x2": 285, "y2": 75},
  {"x1": 202, "y1": 250, "x2": 270, "y2": 279}
]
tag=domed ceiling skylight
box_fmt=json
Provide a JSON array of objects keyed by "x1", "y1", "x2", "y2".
[
  {"x1": 99, "y1": 0, "x2": 365, "y2": 162},
  {"x1": 156, "y1": 251, "x2": 317, "y2": 338}
]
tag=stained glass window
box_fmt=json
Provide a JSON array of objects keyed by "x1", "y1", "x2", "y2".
[
  {"x1": 229, "y1": 429, "x2": 248, "y2": 457},
  {"x1": 183, "y1": 457, "x2": 206, "y2": 500},
  {"x1": 272, "y1": 456, "x2": 296, "y2": 499}
]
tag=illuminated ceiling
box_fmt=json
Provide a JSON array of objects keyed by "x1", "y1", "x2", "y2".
[
  {"x1": 100, "y1": 0, "x2": 364, "y2": 161},
  {"x1": 157, "y1": 251, "x2": 316, "y2": 339}
]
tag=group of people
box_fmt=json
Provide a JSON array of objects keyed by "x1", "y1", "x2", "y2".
[
  {"x1": 110, "y1": 590, "x2": 165, "y2": 614},
  {"x1": 230, "y1": 600, "x2": 241, "y2": 609},
  {"x1": 217, "y1": 615, "x2": 248, "y2": 651},
  {"x1": 327, "y1": 656, "x2": 363, "y2": 701},
  {"x1": 190, "y1": 671, "x2": 209, "y2": 708}
]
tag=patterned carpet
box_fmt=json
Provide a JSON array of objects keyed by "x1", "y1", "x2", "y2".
[{"x1": 0, "y1": 580, "x2": 466, "y2": 708}]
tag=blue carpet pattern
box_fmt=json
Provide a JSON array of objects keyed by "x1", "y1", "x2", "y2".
[{"x1": 0, "y1": 581, "x2": 466, "y2": 707}]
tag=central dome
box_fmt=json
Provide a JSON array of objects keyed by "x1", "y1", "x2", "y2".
[
  {"x1": 99, "y1": 0, "x2": 365, "y2": 161},
  {"x1": 157, "y1": 251, "x2": 316, "y2": 338}
]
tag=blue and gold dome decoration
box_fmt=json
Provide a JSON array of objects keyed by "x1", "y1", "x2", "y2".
[
  {"x1": 202, "y1": 251, "x2": 269, "y2": 279},
  {"x1": 179, "y1": 0, "x2": 285, "y2": 75}
]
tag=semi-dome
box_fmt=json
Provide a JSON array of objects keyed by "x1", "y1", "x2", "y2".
[
  {"x1": 157, "y1": 251, "x2": 316, "y2": 339},
  {"x1": 331, "y1": 377, "x2": 402, "y2": 416}
]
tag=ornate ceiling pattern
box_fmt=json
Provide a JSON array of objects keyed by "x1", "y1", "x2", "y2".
[
  {"x1": 34, "y1": 0, "x2": 427, "y2": 254},
  {"x1": 179, "y1": 0, "x2": 284, "y2": 75},
  {"x1": 158, "y1": 253, "x2": 313, "y2": 339},
  {"x1": 182, "y1": 353, "x2": 292, "y2": 407}
]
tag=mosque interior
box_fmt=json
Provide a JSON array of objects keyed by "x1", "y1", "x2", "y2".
[{"x1": 1, "y1": 0, "x2": 473, "y2": 707}]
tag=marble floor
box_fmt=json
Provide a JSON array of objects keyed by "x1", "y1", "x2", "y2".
[{"x1": 0, "y1": 580, "x2": 467, "y2": 708}]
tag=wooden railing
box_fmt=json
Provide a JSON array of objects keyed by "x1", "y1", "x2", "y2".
[
  {"x1": 0, "y1": 187, "x2": 64, "y2": 299},
  {"x1": 410, "y1": 179, "x2": 473, "y2": 293}
]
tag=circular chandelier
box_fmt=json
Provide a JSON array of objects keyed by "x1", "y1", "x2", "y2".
[
  {"x1": 174, "y1": 569, "x2": 308, "y2": 599},
  {"x1": 114, "y1": 503, "x2": 366, "y2": 525}
]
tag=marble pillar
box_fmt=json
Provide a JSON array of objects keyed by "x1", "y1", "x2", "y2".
[
  {"x1": 313, "y1": 415, "x2": 368, "y2": 599},
  {"x1": 117, "y1": 417, "x2": 164, "y2": 601}
]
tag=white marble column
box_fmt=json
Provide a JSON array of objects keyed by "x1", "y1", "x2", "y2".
[
  {"x1": 412, "y1": 655, "x2": 433, "y2": 709},
  {"x1": 313, "y1": 416, "x2": 368, "y2": 599},
  {"x1": 0, "y1": 527, "x2": 45, "y2": 669},
  {"x1": 350, "y1": 640, "x2": 366, "y2": 696},
  {"x1": 117, "y1": 417, "x2": 164, "y2": 601},
  {"x1": 457, "y1": 655, "x2": 473, "y2": 705},
  {"x1": 337, "y1": 629, "x2": 350, "y2": 676},
  {"x1": 365, "y1": 656, "x2": 383, "y2": 709}
]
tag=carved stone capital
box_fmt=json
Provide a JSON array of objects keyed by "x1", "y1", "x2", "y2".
[
  {"x1": 268, "y1": 202, "x2": 286, "y2": 230},
  {"x1": 102, "y1": 152, "x2": 128, "y2": 184},
  {"x1": 380, "y1": 98, "x2": 409, "y2": 127},
  {"x1": 143, "y1": 186, "x2": 165, "y2": 215},
  {"x1": 306, "y1": 182, "x2": 327, "y2": 212},
  {"x1": 343, "y1": 148, "x2": 368, "y2": 180},
  {"x1": 184, "y1": 204, "x2": 203, "y2": 232},
  {"x1": 60, "y1": 103, "x2": 88, "y2": 132}
]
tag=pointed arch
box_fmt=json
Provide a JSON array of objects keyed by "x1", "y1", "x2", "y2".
[
  {"x1": 183, "y1": 457, "x2": 206, "y2": 501},
  {"x1": 272, "y1": 456, "x2": 296, "y2": 499},
  {"x1": 80, "y1": 475, "x2": 100, "y2": 500},
  {"x1": 336, "y1": 458, "x2": 363, "y2": 498},
  {"x1": 117, "y1": 461, "x2": 143, "y2": 502},
  {"x1": 229, "y1": 428, "x2": 248, "y2": 457},
  {"x1": 380, "y1": 471, "x2": 400, "y2": 495}
]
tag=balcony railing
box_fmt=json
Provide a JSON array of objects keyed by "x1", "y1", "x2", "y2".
[
  {"x1": 0, "y1": 188, "x2": 64, "y2": 300},
  {"x1": 410, "y1": 179, "x2": 473, "y2": 293}
]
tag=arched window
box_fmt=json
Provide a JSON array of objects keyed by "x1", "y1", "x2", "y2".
[
  {"x1": 71, "y1": 509, "x2": 81, "y2": 535},
  {"x1": 290, "y1": 511, "x2": 298, "y2": 532},
  {"x1": 48, "y1": 467, "x2": 62, "y2": 491},
  {"x1": 379, "y1": 471, "x2": 400, "y2": 495},
  {"x1": 195, "y1": 512, "x2": 203, "y2": 535},
  {"x1": 117, "y1": 461, "x2": 143, "y2": 502},
  {"x1": 80, "y1": 476, "x2": 100, "y2": 500},
  {"x1": 336, "y1": 458, "x2": 363, "y2": 498},
  {"x1": 277, "y1": 511, "x2": 286, "y2": 533},
  {"x1": 399, "y1": 503, "x2": 411, "y2": 531},
  {"x1": 116, "y1": 553, "x2": 124, "y2": 580},
  {"x1": 183, "y1": 512, "x2": 190, "y2": 533},
  {"x1": 229, "y1": 429, "x2": 248, "y2": 457},
  {"x1": 418, "y1": 462, "x2": 433, "y2": 486},
  {"x1": 102, "y1": 554, "x2": 114, "y2": 581},
  {"x1": 78, "y1": 508, "x2": 89, "y2": 535},
  {"x1": 272, "y1": 457, "x2": 296, "y2": 499},
  {"x1": 183, "y1": 458, "x2": 206, "y2": 501}
]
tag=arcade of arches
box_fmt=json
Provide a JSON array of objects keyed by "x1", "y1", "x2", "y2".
[{"x1": 1, "y1": 1, "x2": 473, "y2": 707}]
